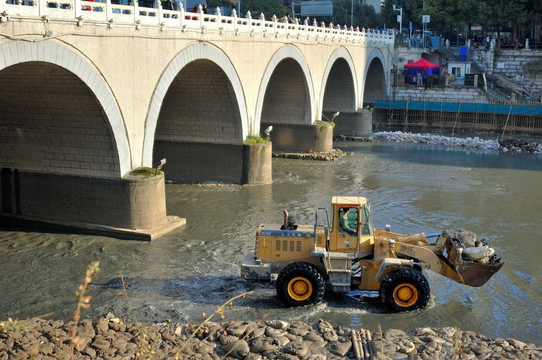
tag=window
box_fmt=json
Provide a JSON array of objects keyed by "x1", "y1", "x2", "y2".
[{"x1": 339, "y1": 207, "x2": 358, "y2": 235}]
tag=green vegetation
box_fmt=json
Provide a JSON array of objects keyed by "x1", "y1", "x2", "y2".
[
  {"x1": 381, "y1": 0, "x2": 541, "y2": 41},
  {"x1": 332, "y1": 0, "x2": 381, "y2": 29},
  {"x1": 316, "y1": 119, "x2": 335, "y2": 131},
  {"x1": 129, "y1": 167, "x2": 162, "y2": 177},
  {"x1": 208, "y1": 0, "x2": 540, "y2": 41},
  {"x1": 244, "y1": 135, "x2": 269, "y2": 144},
  {"x1": 0, "y1": 318, "x2": 27, "y2": 333}
]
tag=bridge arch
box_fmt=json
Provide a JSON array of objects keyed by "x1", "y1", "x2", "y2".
[
  {"x1": 143, "y1": 43, "x2": 248, "y2": 167},
  {"x1": 255, "y1": 45, "x2": 315, "y2": 134},
  {"x1": 0, "y1": 41, "x2": 130, "y2": 177},
  {"x1": 320, "y1": 47, "x2": 358, "y2": 118},
  {"x1": 362, "y1": 48, "x2": 389, "y2": 106}
]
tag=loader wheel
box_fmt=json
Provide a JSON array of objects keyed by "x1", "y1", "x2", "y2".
[
  {"x1": 276, "y1": 262, "x2": 325, "y2": 307},
  {"x1": 380, "y1": 268, "x2": 430, "y2": 312}
]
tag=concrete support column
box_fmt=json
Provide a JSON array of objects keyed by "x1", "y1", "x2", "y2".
[
  {"x1": 242, "y1": 142, "x2": 272, "y2": 185},
  {"x1": 153, "y1": 141, "x2": 272, "y2": 185},
  {"x1": 0, "y1": 168, "x2": 185, "y2": 240},
  {"x1": 331, "y1": 109, "x2": 373, "y2": 137},
  {"x1": 264, "y1": 123, "x2": 333, "y2": 153}
]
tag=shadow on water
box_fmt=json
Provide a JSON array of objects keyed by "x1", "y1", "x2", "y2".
[{"x1": 337, "y1": 141, "x2": 542, "y2": 172}]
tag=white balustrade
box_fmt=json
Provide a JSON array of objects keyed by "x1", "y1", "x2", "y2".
[{"x1": 0, "y1": 0, "x2": 394, "y2": 45}]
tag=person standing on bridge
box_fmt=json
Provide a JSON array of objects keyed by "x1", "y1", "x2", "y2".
[{"x1": 161, "y1": 0, "x2": 173, "y2": 10}]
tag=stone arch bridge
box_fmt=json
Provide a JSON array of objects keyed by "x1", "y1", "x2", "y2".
[{"x1": 0, "y1": 1, "x2": 394, "y2": 239}]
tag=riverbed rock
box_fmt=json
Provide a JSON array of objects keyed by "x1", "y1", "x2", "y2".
[{"x1": 0, "y1": 317, "x2": 540, "y2": 360}]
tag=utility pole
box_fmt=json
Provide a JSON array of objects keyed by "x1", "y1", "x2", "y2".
[{"x1": 393, "y1": 4, "x2": 402, "y2": 35}]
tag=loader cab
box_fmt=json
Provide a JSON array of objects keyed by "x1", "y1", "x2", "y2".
[{"x1": 329, "y1": 196, "x2": 374, "y2": 257}]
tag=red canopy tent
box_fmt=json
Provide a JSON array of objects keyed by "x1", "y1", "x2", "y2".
[
  {"x1": 404, "y1": 58, "x2": 440, "y2": 71},
  {"x1": 403, "y1": 58, "x2": 440, "y2": 84}
]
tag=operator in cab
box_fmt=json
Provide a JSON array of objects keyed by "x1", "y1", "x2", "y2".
[{"x1": 339, "y1": 207, "x2": 357, "y2": 236}]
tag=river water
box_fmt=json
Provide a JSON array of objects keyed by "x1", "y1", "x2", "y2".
[{"x1": 1, "y1": 140, "x2": 541, "y2": 345}]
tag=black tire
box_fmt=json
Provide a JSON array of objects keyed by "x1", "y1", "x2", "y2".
[
  {"x1": 276, "y1": 262, "x2": 326, "y2": 307},
  {"x1": 380, "y1": 267, "x2": 430, "y2": 312}
]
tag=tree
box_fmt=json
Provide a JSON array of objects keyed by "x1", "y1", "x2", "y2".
[
  {"x1": 236, "y1": 0, "x2": 289, "y2": 18},
  {"x1": 381, "y1": 0, "x2": 424, "y2": 32},
  {"x1": 332, "y1": 0, "x2": 382, "y2": 29}
]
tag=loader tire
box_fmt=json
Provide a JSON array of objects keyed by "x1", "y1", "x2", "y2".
[
  {"x1": 276, "y1": 262, "x2": 325, "y2": 307},
  {"x1": 380, "y1": 267, "x2": 430, "y2": 312}
]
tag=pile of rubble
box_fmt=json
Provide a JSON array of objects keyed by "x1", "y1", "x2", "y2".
[
  {"x1": 373, "y1": 131, "x2": 542, "y2": 154},
  {"x1": 454, "y1": 229, "x2": 496, "y2": 264}
]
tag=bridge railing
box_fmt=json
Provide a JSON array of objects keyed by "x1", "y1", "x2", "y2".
[{"x1": 0, "y1": 0, "x2": 394, "y2": 45}]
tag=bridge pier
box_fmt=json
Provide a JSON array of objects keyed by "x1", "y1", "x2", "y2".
[
  {"x1": 153, "y1": 141, "x2": 272, "y2": 185},
  {"x1": 330, "y1": 109, "x2": 374, "y2": 138},
  {"x1": 263, "y1": 123, "x2": 333, "y2": 153},
  {"x1": 0, "y1": 169, "x2": 185, "y2": 240}
]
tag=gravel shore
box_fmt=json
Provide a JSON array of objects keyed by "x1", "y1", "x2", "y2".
[{"x1": 1, "y1": 316, "x2": 540, "y2": 359}]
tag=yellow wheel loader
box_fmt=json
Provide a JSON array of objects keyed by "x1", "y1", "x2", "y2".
[{"x1": 240, "y1": 196, "x2": 503, "y2": 312}]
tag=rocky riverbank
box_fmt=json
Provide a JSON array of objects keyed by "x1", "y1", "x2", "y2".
[
  {"x1": 1, "y1": 316, "x2": 540, "y2": 359},
  {"x1": 339, "y1": 131, "x2": 542, "y2": 154}
]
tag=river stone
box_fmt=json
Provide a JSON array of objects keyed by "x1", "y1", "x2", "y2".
[
  {"x1": 383, "y1": 329, "x2": 408, "y2": 338},
  {"x1": 82, "y1": 346, "x2": 96, "y2": 358},
  {"x1": 226, "y1": 321, "x2": 251, "y2": 337},
  {"x1": 283, "y1": 340, "x2": 309, "y2": 357},
  {"x1": 194, "y1": 340, "x2": 215, "y2": 356},
  {"x1": 221, "y1": 339, "x2": 250, "y2": 359},
  {"x1": 455, "y1": 229, "x2": 478, "y2": 247},
  {"x1": 289, "y1": 326, "x2": 310, "y2": 337},
  {"x1": 250, "y1": 325, "x2": 267, "y2": 338},
  {"x1": 290, "y1": 320, "x2": 313, "y2": 332},
  {"x1": 265, "y1": 326, "x2": 287, "y2": 338},
  {"x1": 108, "y1": 320, "x2": 126, "y2": 333},
  {"x1": 40, "y1": 341, "x2": 55, "y2": 355},
  {"x1": 508, "y1": 339, "x2": 527, "y2": 349},
  {"x1": 317, "y1": 319, "x2": 334, "y2": 332},
  {"x1": 266, "y1": 320, "x2": 289, "y2": 330},
  {"x1": 275, "y1": 354, "x2": 299, "y2": 360},
  {"x1": 96, "y1": 317, "x2": 109, "y2": 334},
  {"x1": 305, "y1": 340, "x2": 328, "y2": 353},
  {"x1": 111, "y1": 337, "x2": 128, "y2": 352},
  {"x1": 91, "y1": 336, "x2": 111, "y2": 352},
  {"x1": 304, "y1": 330, "x2": 325, "y2": 342},
  {"x1": 284, "y1": 333, "x2": 302, "y2": 342},
  {"x1": 398, "y1": 339, "x2": 416, "y2": 354},
  {"x1": 322, "y1": 329, "x2": 338, "y2": 342},
  {"x1": 250, "y1": 336, "x2": 281, "y2": 353},
  {"x1": 118, "y1": 342, "x2": 138, "y2": 358},
  {"x1": 327, "y1": 339, "x2": 352, "y2": 356},
  {"x1": 307, "y1": 355, "x2": 327, "y2": 360},
  {"x1": 219, "y1": 334, "x2": 238, "y2": 346},
  {"x1": 78, "y1": 320, "x2": 96, "y2": 338},
  {"x1": 74, "y1": 336, "x2": 92, "y2": 351},
  {"x1": 161, "y1": 328, "x2": 177, "y2": 342},
  {"x1": 439, "y1": 326, "x2": 458, "y2": 339},
  {"x1": 276, "y1": 335, "x2": 291, "y2": 347},
  {"x1": 416, "y1": 327, "x2": 437, "y2": 337},
  {"x1": 245, "y1": 354, "x2": 263, "y2": 360}
]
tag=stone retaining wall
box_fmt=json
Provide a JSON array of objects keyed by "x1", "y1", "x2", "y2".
[{"x1": 391, "y1": 87, "x2": 489, "y2": 103}]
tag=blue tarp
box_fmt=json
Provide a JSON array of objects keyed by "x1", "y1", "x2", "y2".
[{"x1": 375, "y1": 100, "x2": 542, "y2": 116}]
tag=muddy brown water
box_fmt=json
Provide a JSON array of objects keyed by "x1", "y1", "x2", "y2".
[{"x1": 1, "y1": 141, "x2": 541, "y2": 345}]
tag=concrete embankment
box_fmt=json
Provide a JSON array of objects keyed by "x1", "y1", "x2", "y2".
[{"x1": 1, "y1": 316, "x2": 540, "y2": 359}]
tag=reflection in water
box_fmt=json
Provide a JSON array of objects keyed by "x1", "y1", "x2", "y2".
[{"x1": 0, "y1": 141, "x2": 541, "y2": 345}]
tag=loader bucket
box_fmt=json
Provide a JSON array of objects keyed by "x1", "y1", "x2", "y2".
[{"x1": 455, "y1": 259, "x2": 504, "y2": 287}]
